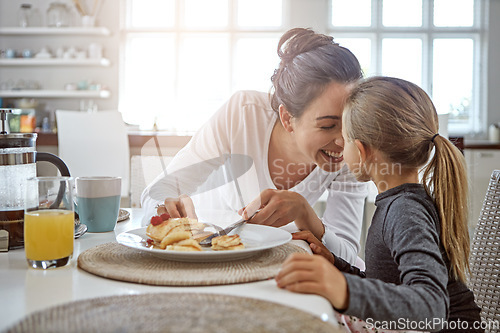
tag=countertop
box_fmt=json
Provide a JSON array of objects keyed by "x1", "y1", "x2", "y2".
[
  {"x1": 35, "y1": 132, "x2": 500, "y2": 149},
  {"x1": 35, "y1": 131, "x2": 192, "y2": 148},
  {"x1": 0, "y1": 208, "x2": 338, "y2": 331}
]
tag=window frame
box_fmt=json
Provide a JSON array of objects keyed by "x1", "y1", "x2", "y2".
[
  {"x1": 119, "y1": 0, "x2": 285, "y2": 132},
  {"x1": 327, "y1": 0, "x2": 487, "y2": 135},
  {"x1": 119, "y1": 0, "x2": 487, "y2": 135}
]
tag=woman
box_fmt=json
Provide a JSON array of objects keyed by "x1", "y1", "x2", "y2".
[{"x1": 141, "y1": 28, "x2": 369, "y2": 264}]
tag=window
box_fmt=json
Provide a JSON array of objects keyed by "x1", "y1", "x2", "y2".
[
  {"x1": 120, "y1": 0, "x2": 486, "y2": 135},
  {"x1": 121, "y1": 0, "x2": 282, "y2": 132},
  {"x1": 329, "y1": 0, "x2": 486, "y2": 134}
]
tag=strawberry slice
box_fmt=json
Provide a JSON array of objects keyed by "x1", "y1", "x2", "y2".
[
  {"x1": 150, "y1": 215, "x2": 163, "y2": 226},
  {"x1": 160, "y1": 213, "x2": 171, "y2": 221}
]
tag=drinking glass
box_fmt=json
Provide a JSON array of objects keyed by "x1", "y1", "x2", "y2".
[{"x1": 24, "y1": 177, "x2": 74, "y2": 269}]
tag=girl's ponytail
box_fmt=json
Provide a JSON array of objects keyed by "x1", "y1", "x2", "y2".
[{"x1": 422, "y1": 135, "x2": 470, "y2": 282}]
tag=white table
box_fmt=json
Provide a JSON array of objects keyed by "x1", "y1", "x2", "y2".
[{"x1": 0, "y1": 209, "x2": 337, "y2": 331}]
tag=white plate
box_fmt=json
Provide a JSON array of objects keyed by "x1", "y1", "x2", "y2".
[{"x1": 116, "y1": 224, "x2": 291, "y2": 262}]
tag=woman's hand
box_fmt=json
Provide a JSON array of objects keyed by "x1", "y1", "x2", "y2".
[
  {"x1": 275, "y1": 253, "x2": 349, "y2": 311},
  {"x1": 157, "y1": 194, "x2": 197, "y2": 219},
  {"x1": 292, "y1": 230, "x2": 335, "y2": 265},
  {"x1": 239, "y1": 189, "x2": 325, "y2": 239},
  {"x1": 239, "y1": 189, "x2": 307, "y2": 227}
]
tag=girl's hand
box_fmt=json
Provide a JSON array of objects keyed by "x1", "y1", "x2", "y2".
[
  {"x1": 292, "y1": 230, "x2": 335, "y2": 265},
  {"x1": 157, "y1": 194, "x2": 197, "y2": 219},
  {"x1": 238, "y1": 189, "x2": 324, "y2": 239},
  {"x1": 275, "y1": 253, "x2": 349, "y2": 311}
]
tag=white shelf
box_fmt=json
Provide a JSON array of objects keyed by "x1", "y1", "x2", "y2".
[
  {"x1": 0, "y1": 58, "x2": 111, "y2": 67},
  {"x1": 0, "y1": 26, "x2": 112, "y2": 101},
  {"x1": 0, "y1": 90, "x2": 110, "y2": 98},
  {"x1": 0, "y1": 27, "x2": 110, "y2": 36}
]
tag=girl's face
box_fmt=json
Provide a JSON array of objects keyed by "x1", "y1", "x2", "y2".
[{"x1": 288, "y1": 82, "x2": 350, "y2": 173}]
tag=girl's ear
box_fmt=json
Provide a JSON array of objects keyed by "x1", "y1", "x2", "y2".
[
  {"x1": 354, "y1": 139, "x2": 369, "y2": 163},
  {"x1": 279, "y1": 104, "x2": 294, "y2": 133}
]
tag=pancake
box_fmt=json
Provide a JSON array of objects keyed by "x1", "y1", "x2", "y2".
[{"x1": 211, "y1": 234, "x2": 245, "y2": 251}]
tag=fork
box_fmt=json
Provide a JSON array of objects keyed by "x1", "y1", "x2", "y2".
[
  {"x1": 199, "y1": 210, "x2": 259, "y2": 247},
  {"x1": 200, "y1": 222, "x2": 223, "y2": 233}
]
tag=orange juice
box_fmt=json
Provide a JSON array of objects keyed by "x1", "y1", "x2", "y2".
[{"x1": 24, "y1": 209, "x2": 74, "y2": 261}]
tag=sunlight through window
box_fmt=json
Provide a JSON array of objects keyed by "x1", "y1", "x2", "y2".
[
  {"x1": 434, "y1": 0, "x2": 474, "y2": 27},
  {"x1": 328, "y1": 0, "x2": 482, "y2": 132},
  {"x1": 433, "y1": 39, "x2": 473, "y2": 121},
  {"x1": 183, "y1": 0, "x2": 228, "y2": 28},
  {"x1": 335, "y1": 38, "x2": 372, "y2": 77},
  {"x1": 121, "y1": 0, "x2": 483, "y2": 134},
  {"x1": 123, "y1": 0, "x2": 285, "y2": 131},
  {"x1": 233, "y1": 37, "x2": 280, "y2": 92},
  {"x1": 383, "y1": 0, "x2": 422, "y2": 27},
  {"x1": 331, "y1": 0, "x2": 371, "y2": 27},
  {"x1": 129, "y1": 0, "x2": 175, "y2": 28},
  {"x1": 382, "y1": 39, "x2": 422, "y2": 86},
  {"x1": 122, "y1": 35, "x2": 176, "y2": 129},
  {"x1": 177, "y1": 35, "x2": 230, "y2": 131},
  {"x1": 237, "y1": 0, "x2": 282, "y2": 27}
]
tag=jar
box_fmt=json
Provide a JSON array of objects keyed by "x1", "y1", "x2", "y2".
[
  {"x1": 29, "y1": 8, "x2": 42, "y2": 27},
  {"x1": 47, "y1": 2, "x2": 70, "y2": 27},
  {"x1": 18, "y1": 4, "x2": 32, "y2": 27},
  {"x1": 489, "y1": 123, "x2": 500, "y2": 142}
]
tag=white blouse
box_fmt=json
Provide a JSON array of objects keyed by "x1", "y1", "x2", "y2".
[{"x1": 141, "y1": 90, "x2": 368, "y2": 264}]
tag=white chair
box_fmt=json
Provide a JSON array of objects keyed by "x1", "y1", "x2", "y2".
[
  {"x1": 55, "y1": 110, "x2": 130, "y2": 200},
  {"x1": 468, "y1": 170, "x2": 500, "y2": 332}
]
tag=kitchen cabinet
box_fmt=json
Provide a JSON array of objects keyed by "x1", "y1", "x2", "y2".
[
  {"x1": 465, "y1": 149, "x2": 500, "y2": 230},
  {"x1": 0, "y1": 26, "x2": 112, "y2": 102}
]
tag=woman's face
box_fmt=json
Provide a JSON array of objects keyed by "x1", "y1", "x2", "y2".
[{"x1": 288, "y1": 81, "x2": 350, "y2": 173}]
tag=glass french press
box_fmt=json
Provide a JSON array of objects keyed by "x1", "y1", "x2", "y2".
[{"x1": 0, "y1": 108, "x2": 71, "y2": 251}]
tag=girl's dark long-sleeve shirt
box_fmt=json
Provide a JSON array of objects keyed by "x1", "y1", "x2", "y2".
[{"x1": 334, "y1": 183, "x2": 482, "y2": 332}]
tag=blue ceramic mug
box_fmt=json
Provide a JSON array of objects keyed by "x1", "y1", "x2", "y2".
[
  {"x1": 5, "y1": 49, "x2": 16, "y2": 58},
  {"x1": 22, "y1": 49, "x2": 33, "y2": 58},
  {"x1": 74, "y1": 177, "x2": 121, "y2": 232}
]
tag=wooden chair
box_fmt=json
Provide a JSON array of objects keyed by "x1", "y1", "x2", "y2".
[{"x1": 468, "y1": 170, "x2": 500, "y2": 331}]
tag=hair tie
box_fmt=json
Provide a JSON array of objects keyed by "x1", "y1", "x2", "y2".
[{"x1": 431, "y1": 133, "x2": 439, "y2": 143}]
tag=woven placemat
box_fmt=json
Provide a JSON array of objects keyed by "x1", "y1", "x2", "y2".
[
  {"x1": 5, "y1": 293, "x2": 338, "y2": 333},
  {"x1": 77, "y1": 242, "x2": 307, "y2": 286}
]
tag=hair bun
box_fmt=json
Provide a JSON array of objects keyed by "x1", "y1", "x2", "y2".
[
  {"x1": 278, "y1": 28, "x2": 336, "y2": 65},
  {"x1": 270, "y1": 27, "x2": 362, "y2": 117}
]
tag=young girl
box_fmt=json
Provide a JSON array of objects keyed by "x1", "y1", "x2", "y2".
[{"x1": 276, "y1": 76, "x2": 483, "y2": 333}]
